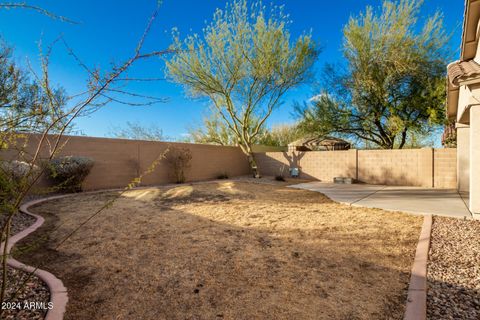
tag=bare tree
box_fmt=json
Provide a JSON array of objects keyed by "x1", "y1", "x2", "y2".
[
  {"x1": 110, "y1": 121, "x2": 166, "y2": 141},
  {"x1": 0, "y1": 5, "x2": 171, "y2": 314},
  {"x1": 0, "y1": 2, "x2": 78, "y2": 23}
]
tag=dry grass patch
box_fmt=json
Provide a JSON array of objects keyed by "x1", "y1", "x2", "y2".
[{"x1": 16, "y1": 181, "x2": 421, "y2": 320}]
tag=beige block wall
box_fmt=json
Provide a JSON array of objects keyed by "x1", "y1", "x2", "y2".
[
  {"x1": 296, "y1": 150, "x2": 357, "y2": 181},
  {"x1": 255, "y1": 150, "x2": 356, "y2": 181},
  {"x1": 433, "y1": 149, "x2": 457, "y2": 189},
  {"x1": 254, "y1": 152, "x2": 290, "y2": 176},
  {"x1": 256, "y1": 148, "x2": 457, "y2": 188},
  {"x1": 2, "y1": 134, "x2": 251, "y2": 190},
  {"x1": 251, "y1": 145, "x2": 288, "y2": 152},
  {"x1": 357, "y1": 149, "x2": 433, "y2": 187}
]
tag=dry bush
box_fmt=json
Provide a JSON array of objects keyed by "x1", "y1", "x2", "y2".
[
  {"x1": 0, "y1": 160, "x2": 39, "y2": 182},
  {"x1": 164, "y1": 146, "x2": 192, "y2": 183}
]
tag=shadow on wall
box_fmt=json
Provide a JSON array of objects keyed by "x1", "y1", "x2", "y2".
[
  {"x1": 357, "y1": 166, "x2": 418, "y2": 187},
  {"x1": 1, "y1": 133, "x2": 252, "y2": 191},
  {"x1": 281, "y1": 151, "x2": 306, "y2": 168},
  {"x1": 254, "y1": 151, "x2": 317, "y2": 180},
  {"x1": 256, "y1": 149, "x2": 457, "y2": 188},
  {"x1": 255, "y1": 151, "x2": 355, "y2": 182}
]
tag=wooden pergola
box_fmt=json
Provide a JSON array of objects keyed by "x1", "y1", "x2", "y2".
[{"x1": 288, "y1": 136, "x2": 351, "y2": 151}]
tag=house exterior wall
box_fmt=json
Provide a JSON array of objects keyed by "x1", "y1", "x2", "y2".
[
  {"x1": 470, "y1": 106, "x2": 480, "y2": 214},
  {"x1": 2, "y1": 134, "x2": 251, "y2": 190},
  {"x1": 474, "y1": 19, "x2": 480, "y2": 63},
  {"x1": 457, "y1": 85, "x2": 472, "y2": 123},
  {"x1": 256, "y1": 148, "x2": 457, "y2": 188},
  {"x1": 457, "y1": 125, "x2": 471, "y2": 192}
]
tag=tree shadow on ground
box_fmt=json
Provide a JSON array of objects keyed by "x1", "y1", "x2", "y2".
[{"x1": 11, "y1": 182, "x2": 470, "y2": 320}]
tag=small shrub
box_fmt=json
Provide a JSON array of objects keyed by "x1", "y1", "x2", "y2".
[
  {"x1": 0, "y1": 160, "x2": 39, "y2": 181},
  {"x1": 0, "y1": 161, "x2": 38, "y2": 202},
  {"x1": 46, "y1": 156, "x2": 94, "y2": 192},
  {"x1": 216, "y1": 172, "x2": 229, "y2": 179},
  {"x1": 164, "y1": 146, "x2": 192, "y2": 183},
  {"x1": 275, "y1": 165, "x2": 286, "y2": 181}
]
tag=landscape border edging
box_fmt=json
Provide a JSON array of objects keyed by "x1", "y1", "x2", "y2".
[
  {"x1": 7, "y1": 181, "x2": 228, "y2": 319},
  {"x1": 403, "y1": 214, "x2": 433, "y2": 320},
  {"x1": 0, "y1": 198, "x2": 68, "y2": 320},
  {"x1": 7, "y1": 178, "x2": 323, "y2": 319},
  {"x1": 16, "y1": 197, "x2": 71, "y2": 320}
]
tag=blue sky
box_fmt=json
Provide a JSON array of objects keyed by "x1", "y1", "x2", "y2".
[{"x1": 0, "y1": 0, "x2": 464, "y2": 139}]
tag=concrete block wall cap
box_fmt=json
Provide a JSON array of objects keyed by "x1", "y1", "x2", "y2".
[
  {"x1": 0, "y1": 196, "x2": 72, "y2": 320},
  {"x1": 403, "y1": 214, "x2": 433, "y2": 320}
]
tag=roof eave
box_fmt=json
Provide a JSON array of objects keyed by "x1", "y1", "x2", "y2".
[{"x1": 461, "y1": 0, "x2": 480, "y2": 60}]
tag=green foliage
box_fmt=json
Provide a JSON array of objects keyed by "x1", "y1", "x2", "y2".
[
  {"x1": 164, "y1": 146, "x2": 192, "y2": 183},
  {"x1": 46, "y1": 156, "x2": 94, "y2": 192},
  {"x1": 188, "y1": 113, "x2": 300, "y2": 148},
  {"x1": 110, "y1": 121, "x2": 165, "y2": 141},
  {"x1": 297, "y1": 0, "x2": 450, "y2": 149},
  {"x1": 257, "y1": 123, "x2": 302, "y2": 147},
  {"x1": 0, "y1": 44, "x2": 69, "y2": 135},
  {"x1": 187, "y1": 111, "x2": 239, "y2": 146},
  {"x1": 166, "y1": 0, "x2": 318, "y2": 175},
  {"x1": 442, "y1": 122, "x2": 456, "y2": 148}
]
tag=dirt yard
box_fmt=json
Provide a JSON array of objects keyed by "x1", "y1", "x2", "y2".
[{"x1": 15, "y1": 180, "x2": 421, "y2": 320}]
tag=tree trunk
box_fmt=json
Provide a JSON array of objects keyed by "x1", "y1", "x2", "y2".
[
  {"x1": 238, "y1": 142, "x2": 261, "y2": 178},
  {"x1": 398, "y1": 128, "x2": 408, "y2": 149},
  {"x1": 247, "y1": 151, "x2": 260, "y2": 178}
]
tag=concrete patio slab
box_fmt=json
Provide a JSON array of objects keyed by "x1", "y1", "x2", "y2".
[
  {"x1": 290, "y1": 182, "x2": 386, "y2": 204},
  {"x1": 290, "y1": 182, "x2": 472, "y2": 219}
]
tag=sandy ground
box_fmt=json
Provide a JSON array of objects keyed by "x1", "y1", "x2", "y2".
[{"x1": 15, "y1": 180, "x2": 421, "y2": 320}]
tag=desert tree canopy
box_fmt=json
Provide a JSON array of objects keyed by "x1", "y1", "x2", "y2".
[
  {"x1": 297, "y1": 0, "x2": 450, "y2": 149},
  {"x1": 166, "y1": 0, "x2": 318, "y2": 176}
]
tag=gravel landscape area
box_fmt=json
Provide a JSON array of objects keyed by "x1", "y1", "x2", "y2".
[
  {"x1": 17, "y1": 180, "x2": 421, "y2": 320},
  {"x1": 1, "y1": 212, "x2": 36, "y2": 241},
  {"x1": 0, "y1": 212, "x2": 50, "y2": 320},
  {"x1": 427, "y1": 216, "x2": 480, "y2": 320},
  {"x1": 0, "y1": 266, "x2": 50, "y2": 320}
]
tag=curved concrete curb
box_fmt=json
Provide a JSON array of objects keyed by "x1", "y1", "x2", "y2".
[
  {"x1": 0, "y1": 196, "x2": 69, "y2": 320},
  {"x1": 0, "y1": 180, "x2": 258, "y2": 319},
  {"x1": 404, "y1": 214, "x2": 433, "y2": 320}
]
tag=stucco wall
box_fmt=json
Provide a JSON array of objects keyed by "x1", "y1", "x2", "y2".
[
  {"x1": 457, "y1": 126, "x2": 470, "y2": 192},
  {"x1": 256, "y1": 148, "x2": 457, "y2": 188},
  {"x1": 2, "y1": 134, "x2": 251, "y2": 190}
]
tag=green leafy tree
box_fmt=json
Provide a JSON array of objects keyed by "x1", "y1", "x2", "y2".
[
  {"x1": 0, "y1": 44, "x2": 69, "y2": 134},
  {"x1": 187, "y1": 111, "x2": 238, "y2": 146},
  {"x1": 297, "y1": 0, "x2": 450, "y2": 149},
  {"x1": 166, "y1": 0, "x2": 318, "y2": 177},
  {"x1": 257, "y1": 123, "x2": 302, "y2": 147}
]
